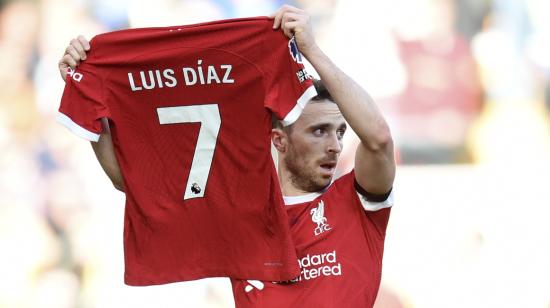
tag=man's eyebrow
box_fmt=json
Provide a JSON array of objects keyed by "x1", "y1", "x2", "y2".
[
  {"x1": 308, "y1": 123, "x2": 332, "y2": 130},
  {"x1": 308, "y1": 122, "x2": 347, "y2": 130}
]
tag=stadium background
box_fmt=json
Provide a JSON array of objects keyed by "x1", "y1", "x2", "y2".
[{"x1": 1, "y1": 0, "x2": 550, "y2": 307}]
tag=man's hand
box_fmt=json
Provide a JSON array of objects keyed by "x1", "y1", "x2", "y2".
[
  {"x1": 58, "y1": 35, "x2": 90, "y2": 81},
  {"x1": 271, "y1": 5, "x2": 318, "y2": 57}
]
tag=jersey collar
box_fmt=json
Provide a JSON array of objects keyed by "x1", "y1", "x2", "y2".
[{"x1": 283, "y1": 192, "x2": 322, "y2": 205}]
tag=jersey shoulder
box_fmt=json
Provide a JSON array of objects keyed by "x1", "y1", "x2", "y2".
[{"x1": 324, "y1": 171, "x2": 394, "y2": 212}]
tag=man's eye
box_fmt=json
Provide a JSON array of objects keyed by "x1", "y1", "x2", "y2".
[
  {"x1": 337, "y1": 129, "x2": 346, "y2": 138},
  {"x1": 313, "y1": 128, "x2": 324, "y2": 136}
]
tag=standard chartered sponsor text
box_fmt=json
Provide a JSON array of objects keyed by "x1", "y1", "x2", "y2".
[{"x1": 293, "y1": 250, "x2": 342, "y2": 282}]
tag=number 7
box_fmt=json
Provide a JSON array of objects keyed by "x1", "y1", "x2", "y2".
[{"x1": 157, "y1": 104, "x2": 221, "y2": 200}]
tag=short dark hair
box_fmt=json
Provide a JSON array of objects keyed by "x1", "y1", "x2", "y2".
[{"x1": 311, "y1": 79, "x2": 334, "y2": 103}]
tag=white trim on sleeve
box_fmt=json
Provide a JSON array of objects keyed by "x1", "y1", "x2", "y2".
[
  {"x1": 281, "y1": 85, "x2": 317, "y2": 126},
  {"x1": 56, "y1": 112, "x2": 100, "y2": 142},
  {"x1": 357, "y1": 190, "x2": 394, "y2": 212}
]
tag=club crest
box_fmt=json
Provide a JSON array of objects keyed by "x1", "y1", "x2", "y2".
[{"x1": 310, "y1": 200, "x2": 331, "y2": 236}]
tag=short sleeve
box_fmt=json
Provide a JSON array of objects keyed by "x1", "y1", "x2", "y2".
[
  {"x1": 261, "y1": 32, "x2": 317, "y2": 126},
  {"x1": 356, "y1": 190, "x2": 394, "y2": 212},
  {"x1": 57, "y1": 62, "x2": 109, "y2": 142}
]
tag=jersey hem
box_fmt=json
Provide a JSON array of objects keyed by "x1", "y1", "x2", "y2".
[
  {"x1": 56, "y1": 112, "x2": 100, "y2": 142},
  {"x1": 124, "y1": 266, "x2": 301, "y2": 286}
]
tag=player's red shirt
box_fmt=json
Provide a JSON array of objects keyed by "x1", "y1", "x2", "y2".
[
  {"x1": 57, "y1": 17, "x2": 317, "y2": 285},
  {"x1": 231, "y1": 171, "x2": 394, "y2": 307}
]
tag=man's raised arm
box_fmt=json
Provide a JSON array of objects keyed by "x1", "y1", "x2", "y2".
[
  {"x1": 59, "y1": 36, "x2": 125, "y2": 192},
  {"x1": 272, "y1": 5, "x2": 395, "y2": 195}
]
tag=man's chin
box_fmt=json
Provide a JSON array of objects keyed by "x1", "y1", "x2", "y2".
[
  {"x1": 298, "y1": 177, "x2": 332, "y2": 193},
  {"x1": 315, "y1": 176, "x2": 333, "y2": 190}
]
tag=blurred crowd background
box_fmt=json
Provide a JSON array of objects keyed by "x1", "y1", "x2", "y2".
[{"x1": 1, "y1": 0, "x2": 550, "y2": 307}]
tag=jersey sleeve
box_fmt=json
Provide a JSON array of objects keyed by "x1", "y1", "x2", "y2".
[
  {"x1": 261, "y1": 33, "x2": 317, "y2": 126},
  {"x1": 354, "y1": 182, "x2": 394, "y2": 212},
  {"x1": 343, "y1": 171, "x2": 393, "y2": 238},
  {"x1": 57, "y1": 61, "x2": 109, "y2": 142}
]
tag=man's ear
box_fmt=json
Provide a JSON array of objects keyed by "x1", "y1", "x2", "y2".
[{"x1": 271, "y1": 128, "x2": 287, "y2": 153}]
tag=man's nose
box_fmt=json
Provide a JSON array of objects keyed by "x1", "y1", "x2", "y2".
[{"x1": 327, "y1": 133, "x2": 342, "y2": 154}]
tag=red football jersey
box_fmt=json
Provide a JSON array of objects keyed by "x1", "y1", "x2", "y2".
[
  {"x1": 231, "y1": 171, "x2": 394, "y2": 307},
  {"x1": 57, "y1": 17, "x2": 317, "y2": 285}
]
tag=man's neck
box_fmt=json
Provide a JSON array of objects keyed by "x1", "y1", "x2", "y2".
[{"x1": 281, "y1": 183, "x2": 311, "y2": 197}]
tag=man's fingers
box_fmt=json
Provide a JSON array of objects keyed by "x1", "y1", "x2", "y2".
[
  {"x1": 59, "y1": 35, "x2": 89, "y2": 82},
  {"x1": 283, "y1": 21, "x2": 300, "y2": 33},
  {"x1": 271, "y1": 4, "x2": 304, "y2": 29},
  {"x1": 70, "y1": 38, "x2": 87, "y2": 60},
  {"x1": 59, "y1": 54, "x2": 77, "y2": 81},
  {"x1": 65, "y1": 45, "x2": 82, "y2": 63},
  {"x1": 77, "y1": 35, "x2": 90, "y2": 51},
  {"x1": 62, "y1": 53, "x2": 78, "y2": 68},
  {"x1": 282, "y1": 24, "x2": 294, "y2": 38},
  {"x1": 281, "y1": 12, "x2": 303, "y2": 27},
  {"x1": 272, "y1": 10, "x2": 283, "y2": 29},
  {"x1": 280, "y1": 12, "x2": 307, "y2": 37}
]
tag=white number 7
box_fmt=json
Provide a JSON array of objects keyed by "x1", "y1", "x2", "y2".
[{"x1": 157, "y1": 104, "x2": 221, "y2": 200}]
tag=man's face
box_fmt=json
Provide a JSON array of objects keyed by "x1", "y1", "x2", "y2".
[{"x1": 283, "y1": 100, "x2": 346, "y2": 192}]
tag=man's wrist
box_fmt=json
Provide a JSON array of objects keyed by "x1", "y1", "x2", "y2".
[{"x1": 301, "y1": 44, "x2": 324, "y2": 63}]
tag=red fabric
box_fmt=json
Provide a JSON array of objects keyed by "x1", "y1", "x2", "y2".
[
  {"x1": 58, "y1": 17, "x2": 316, "y2": 285},
  {"x1": 231, "y1": 171, "x2": 392, "y2": 308}
]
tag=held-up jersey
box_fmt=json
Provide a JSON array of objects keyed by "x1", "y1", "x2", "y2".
[
  {"x1": 231, "y1": 171, "x2": 394, "y2": 307},
  {"x1": 57, "y1": 17, "x2": 317, "y2": 285}
]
